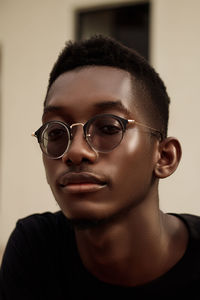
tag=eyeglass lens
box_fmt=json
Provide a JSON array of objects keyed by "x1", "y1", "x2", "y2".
[
  {"x1": 86, "y1": 115, "x2": 123, "y2": 152},
  {"x1": 39, "y1": 115, "x2": 124, "y2": 158},
  {"x1": 41, "y1": 123, "x2": 70, "y2": 158}
]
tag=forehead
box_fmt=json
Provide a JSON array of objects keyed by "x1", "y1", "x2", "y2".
[{"x1": 44, "y1": 66, "x2": 141, "y2": 121}]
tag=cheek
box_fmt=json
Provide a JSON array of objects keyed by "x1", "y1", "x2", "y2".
[
  {"x1": 42, "y1": 156, "x2": 59, "y2": 185},
  {"x1": 106, "y1": 130, "x2": 155, "y2": 188},
  {"x1": 42, "y1": 157, "x2": 50, "y2": 184},
  {"x1": 125, "y1": 129, "x2": 143, "y2": 154}
]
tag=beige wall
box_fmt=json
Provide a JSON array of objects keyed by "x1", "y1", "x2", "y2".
[
  {"x1": 0, "y1": 0, "x2": 200, "y2": 251},
  {"x1": 151, "y1": 0, "x2": 200, "y2": 213}
]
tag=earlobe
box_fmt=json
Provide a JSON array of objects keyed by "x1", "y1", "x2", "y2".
[{"x1": 154, "y1": 137, "x2": 182, "y2": 179}]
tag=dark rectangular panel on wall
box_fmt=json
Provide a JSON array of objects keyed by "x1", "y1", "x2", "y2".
[{"x1": 75, "y1": 2, "x2": 150, "y2": 60}]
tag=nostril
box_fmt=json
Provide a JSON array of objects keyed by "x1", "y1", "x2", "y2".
[
  {"x1": 65, "y1": 158, "x2": 73, "y2": 166},
  {"x1": 66, "y1": 156, "x2": 91, "y2": 166}
]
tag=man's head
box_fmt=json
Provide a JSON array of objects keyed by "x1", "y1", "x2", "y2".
[
  {"x1": 37, "y1": 36, "x2": 181, "y2": 229},
  {"x1": 44, "y1": 35, "x2": 170, "y2": 139}
]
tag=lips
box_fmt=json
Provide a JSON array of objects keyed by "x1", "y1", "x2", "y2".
[{"x1": 58, "y1": 172, "x2": 107, "y2": 194}]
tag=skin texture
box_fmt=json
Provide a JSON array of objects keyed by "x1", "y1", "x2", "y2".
[{"x1": 42, "y1": 66, "x2": 187, "y2": 286}]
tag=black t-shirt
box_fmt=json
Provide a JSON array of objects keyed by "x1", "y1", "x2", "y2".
[{"x1": 0, "y1": 211, "x2": 200, "y2": 299}]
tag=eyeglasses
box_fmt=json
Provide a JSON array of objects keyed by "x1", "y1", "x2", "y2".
[{"x1": 32, "y1": 114, "x2": 162, "y2": 159}]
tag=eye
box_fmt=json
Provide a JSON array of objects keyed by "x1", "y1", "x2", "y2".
[
  {"x1": 99, "y1": 124, "x2": 121, "y2": 135},
  {"x1": 90, "y1": 117, "x2": 123, "y2": 136},
  {"x1": 44, "y1": 126, "x2": 66, "y2": 141}
]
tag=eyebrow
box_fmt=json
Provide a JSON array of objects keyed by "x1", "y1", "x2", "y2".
[
  {"x1": 42, "y1": 105, "x2": 64, "y2": 121},
  {"x1": 43, "y1": 105, "x2": 62, "y2": 115},
  {"x1": 42, "y1": 100, "x2": 132, "y2": 121},
  {"x1": 93, "y1": 101, "x2": 132, "y2": 117}
]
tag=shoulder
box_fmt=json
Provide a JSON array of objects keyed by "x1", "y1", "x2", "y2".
[
  {"x1": 15, "y1": 210, "x2": 66, "y2": 233},
  {"x1": 3, "y1": 211, "x2": 73, "y2": 261},
  {"x1": 0, "y1": 212, "x2": 75, "y2": 297},
  {"x1": 12, "y1": 210, "x2": 74, "y2": 246},
  {"x1": 1, "y1": 211, "x2": 74, "y2": 274},
  {"x1": 170, "y1": 212, "x2": 200, "y2": 226},
  {"x1": 17, "y1": 210, "x2": 66, "y2": 225},
  {"x1": 172, "y1": 213, "x2": 200, "y2": 239},
  {"x1": 16, "y1": 210, "x2": 67, "y2": 230}
]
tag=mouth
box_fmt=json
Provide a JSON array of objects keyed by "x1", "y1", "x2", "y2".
[{"x1": 58, "y1": 172, "x2": 108, "y2": 194}]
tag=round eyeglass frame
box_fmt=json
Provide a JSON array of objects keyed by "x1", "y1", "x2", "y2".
[{"x1": 32, "y1": 113, "x2": 163, "y2": 159}]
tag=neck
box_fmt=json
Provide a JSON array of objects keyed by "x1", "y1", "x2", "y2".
[{"x1": 74, "y1": 199, "x2": 188, "y2": 287}]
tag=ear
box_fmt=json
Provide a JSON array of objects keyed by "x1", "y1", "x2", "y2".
[{"x1": 154, "y1": 137, "x2": 182, "y2": 179}]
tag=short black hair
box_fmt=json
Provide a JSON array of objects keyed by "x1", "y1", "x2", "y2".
[{"x1": 44, "y1": 35, "x2": 170, "y2": 138}]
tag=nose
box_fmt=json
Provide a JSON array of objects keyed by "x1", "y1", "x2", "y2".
[{"x1": 61, "y1": 124, "x2": 98, "y2": 165}]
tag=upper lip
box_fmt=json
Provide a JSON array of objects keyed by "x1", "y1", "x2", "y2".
[{"x1": 58, "y1": 172, "x2": 107, "y2": 187}]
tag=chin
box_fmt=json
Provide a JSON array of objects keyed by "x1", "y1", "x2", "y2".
[
  {"x1": 57, "y1": 194, "x2": 111, "y2": 221},
  {"x1": 61, "y1": 202, "x2": 134, "y2": 231},
  {"x1": 66, "y1": 217, "x2": 109, "y2": 230},
  {"x1": 61, "y1": 205, "x2": 110, "y2": 230}
]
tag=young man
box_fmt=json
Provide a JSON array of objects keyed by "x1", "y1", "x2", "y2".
[{"x1": 0, "y1": 35, "x2": 200, "y2": 299}]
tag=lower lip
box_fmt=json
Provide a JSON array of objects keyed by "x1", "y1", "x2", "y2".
[{"x1": 61, "y1": 183, "x2": 107, "y2": 194}]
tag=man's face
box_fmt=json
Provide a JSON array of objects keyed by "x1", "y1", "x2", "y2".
[{"x1": 42, "y1": 66, "x2": 159, "y2": 226}]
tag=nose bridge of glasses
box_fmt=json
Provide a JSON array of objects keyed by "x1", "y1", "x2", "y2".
[
  {"x1": 70, "y1": 122, "x2": 84, "y2": 129},
  {"x1": 69, "y1": 122, "x2": 85, "y2": 138}
]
